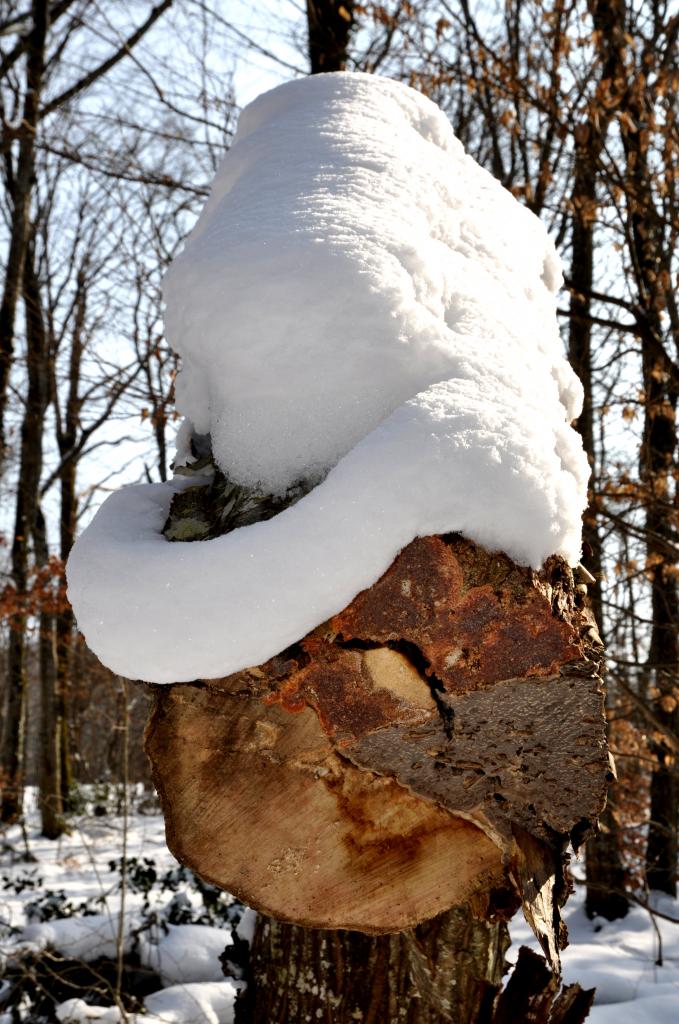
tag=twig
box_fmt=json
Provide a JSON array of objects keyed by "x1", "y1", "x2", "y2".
[
  {"x1": 573, "y1": 877, "x2": 679, "y2": 926},
  {"x1": 649, "y1": 905, "x2": 663, "y2": 967},
  {"x1": 19, "y1": 816, "x2": 35, "y2": 862}
]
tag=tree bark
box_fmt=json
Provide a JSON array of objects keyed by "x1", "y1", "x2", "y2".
[
  {"x1": 567, "y1": 0, "x2": 629, "y2": 922},
  {"x1": 569, "y1": 135, "x2": 628, "y2": 919},
  {"x1": 242, "y1": 904, "x2": 509, "y2": 1024},
  {"x1": 53, "y1": 284, "x2": 84, "y2": 808},
  {"x1": 240, "y1": 925, "x2": 595, "y2": 1024},
  {"x1": 0, "y1": 240, "x2": 50, "y2": 822},
  {"x1": 34, "y1": 507, "x2": 64, "y2": 839},
  {"x1": 614, "y1": 24, "x2": 679, "y2": 897},
  {"x1": 642, "y1": 329, "x2": 678, "y2": 895},
  {"x1": 0, "y1": 0, "x2": 49, "y2": 456},
  {"x1": 306, "y1": 1, "x2": 355, "y2": 74}
]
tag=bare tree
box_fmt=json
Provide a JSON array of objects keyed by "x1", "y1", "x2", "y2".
[{"x1": 0, "y1": 0, "x2": 234, "y2": 824}]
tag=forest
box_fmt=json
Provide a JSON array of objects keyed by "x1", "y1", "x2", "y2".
[{"x1": 0, "y1": 1, "x2": 677, "y2": 1022}]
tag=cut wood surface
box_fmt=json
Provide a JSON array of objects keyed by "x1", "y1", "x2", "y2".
[
  {"x1": 145, "y1": 534, "x2": 610, "y2": 956},
  {"x1": 147, "y1": 678, "x2": 505, "y2": 932}
]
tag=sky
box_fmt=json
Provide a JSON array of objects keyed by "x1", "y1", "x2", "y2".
[
  {"x1": 218, "y1": 0, "x2": 307, "y2": 105},
  {"x1": 63, "y1": 0, "x2": 310, "y2": 526}
]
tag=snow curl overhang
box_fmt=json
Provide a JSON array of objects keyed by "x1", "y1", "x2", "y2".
[
  {"x1": 68, "y1": 377, "x2": 586, "y2": 683},
  {"x1": 67, "y1": 73, "x2": 589, "y2": 684}
]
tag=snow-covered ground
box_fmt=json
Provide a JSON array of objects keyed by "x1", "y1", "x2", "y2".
[
  {"x1": 0, "y1": 793, "x2": 245, "y2": 1023},
  {"x1": 1, "y1": 796, "x2": 677, "y2": 1022},
  {"x1": 511, "y1": 884, "x2": 679, "y2": 1022}
]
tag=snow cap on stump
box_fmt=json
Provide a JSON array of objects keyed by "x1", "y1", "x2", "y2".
[{"x1": 67, "y1": 72, "x2": 589, "y2": 685}]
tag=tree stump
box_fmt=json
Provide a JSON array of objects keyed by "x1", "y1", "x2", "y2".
[{"x1": 146, "y1": 533, "x2": 610, "y2": 976}]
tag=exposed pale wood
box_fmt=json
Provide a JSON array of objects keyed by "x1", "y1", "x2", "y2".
[{"x1": 146, "y1": 676, "x2": 506, "y2": 932}]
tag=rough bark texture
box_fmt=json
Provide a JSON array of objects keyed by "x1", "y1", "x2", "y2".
[
  {"x1": 584, "y1": 803, "x2": 629, "y2": 922},
  {"x1": 34, "y1": 507, "x2": 64, "y2": 840},
  {"x1": 635, "y1": 163, "x2": 679, "y2": 898},
  {"x1": 490, "y1": 947, "x2": 595, "y2": 1024},
  {"x1": 146, "y1": 533, "x2": 609, "y2": 967},
  {"x1": 306, "y1": 1, "x2": 355, "y2": 74},
  {"x1": 0, "y1": 1, "x2": 49, "y2": 455},
  {"x1": 240, "y1": 903, "x2": 510, "y2": 1024},
  {"x1": 0, "y1": 244, "x2": 51, "y2": 822}
]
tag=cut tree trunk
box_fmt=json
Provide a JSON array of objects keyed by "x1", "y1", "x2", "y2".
[
  {"x1": 146, "y1": 533, "x2": 609, "y2": 1020},
  {"x1": 147, "y1": 651, "x2": 507, "y2": 932}
]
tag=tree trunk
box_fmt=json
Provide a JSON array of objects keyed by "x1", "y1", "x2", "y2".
[
  {"x1": 1, "y1": 625, "x2": 27, "y2": 823},
  {"x1": 0, "y1": 0, "x2": 49, "y2": 456},
  {"x1": 643, "y1": 369, "x2": 678, "y2": 895},
  {"x1": 566, "y1": 0, "x2": 628, "y2": 922},
  {"x1": 0, "y1": 241, "x2": 50, "y2": 822},
  {"x1": 55, "y1": 607, "x2": 74, "y2": 805},
  {"x1": 615, "y1": 32, "x2": 679, "y2": 896},
  {"x1": 641, "y1": 328, "x2": 678, "y2": 895},
  {"x1": 242, "y1": 904, "x2": 509, "y2": 1024},
  {"x1": 53, "y1": 276, "x2": 85, "y2": 808},
  {"x1": 240, "y1": 919, "x2": 594, "y2": 1024},
  {"x1": 306, "y1": 1, "x2": 355, "y2": 74},
  {"x1": 34, "y1": 507, "x2": 64, "y2": 839},
  {"x1": 145, "y1": 11, "x2": 606, "y2": 1018},
  {"x1": 584, "y1": 803, "x2": 628, "y2": 922},
  {"x1": 569, "y1": 153, "x2": 628, "y2": 919}
]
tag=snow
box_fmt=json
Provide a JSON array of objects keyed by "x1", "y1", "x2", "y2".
[
  {"x1": 139, "y1": 923, "x2": 232, "y2": 987},
  {"x1": 144, "y1": 982, "x2": 235, "y2": 1023},
  {"x1": 21, "y1": 913, "x2": 131, "y2": 961},
  {"x1": 235, "y1": 907, "x2": 257, "y2": 945},
  {"x1": 0, "y1": 798, "x2": 241, "y2": 1024},
  {"x1": 67, "y1": 72, "x2": 589, "y2": 684},
  {"x1": 55, "y1": 984, "x2": 237, "y2": 1024},
  {"x1": 165, "y1": 72, "x2": 580, "y2": 496},
  {"x1": 2, "y1": 802, "x2": 679, "y2": 1023},
  {"x1": 19, "y1": 917, "x2": 230, "y2": 987},
  {"x1": 510, "y1": 882, "x2": 679, "y2": 1022}
]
